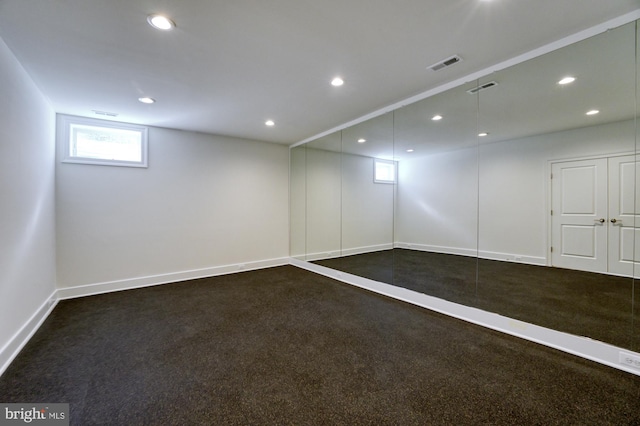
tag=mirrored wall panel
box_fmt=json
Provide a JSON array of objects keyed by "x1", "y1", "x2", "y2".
[
  {"x1": 290, "y1": 19, "x2": 639, "y2": 353},
  {"x1": 476, "y1": 20, "x2": 637, "y2": 350},
  {"x1": 304, "y1": 132, "x2": 343, "y2": 261},
  {"x1": 290, "y1": 143, "x2": 306, "y2": 261},
  {"x1": 310, "y1": 114, "x2": 396, "y2": 282},
  {"x1": 392, "y1": 82, "x2": 479, "y2": 307},
  {"x1": 635, "y1": 20, "x2": 640, "y2": 353}
]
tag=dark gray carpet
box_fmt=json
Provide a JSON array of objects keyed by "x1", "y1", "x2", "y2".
[
  {"x1": 315, "y1": 249, "x2": 637, "y2": 351},
  {"x1": 1, "y1": 265, "x2": 639, "y2": 425}
]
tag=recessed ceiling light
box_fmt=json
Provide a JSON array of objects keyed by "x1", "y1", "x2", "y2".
[
  {"x1": 478, "y1": 132, "x2": 489, "y2": 137},
  {"x1": 357, "y1": 138, "x2": 366, "y2": 143},
  {"x1": 147, "y1": 14, "x2": 175, "y2": 30},
  {"x1": 331, "y1": 77, "x2": 344, "y2": 87},
  {"x1": 406, "y1": 149, "x2": 414, "y2": 153},
  {"x1": 432, "y1": 115, "x2": 443, "y2": 121},
  {"x1": 138, "y1": 97, "x2": 155, "y2": 104},
  {"x1": 586, "y1": 110, "x2": 600, "y2": 116},
  {"x1": 558, "y1": 76, "x2": 576, "y2": 85},
  {"x1": 265, "y1": 120, "x2": 275, "y2": 126}
]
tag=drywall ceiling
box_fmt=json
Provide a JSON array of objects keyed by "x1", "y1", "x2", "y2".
[{"x1": 0, "y1": 0, "x2": 637, "y2": 145}]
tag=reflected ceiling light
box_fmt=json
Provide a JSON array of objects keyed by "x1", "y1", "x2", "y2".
[
  {"x1": 138, "y1": 96, "x2": 155, "y2": 104},
  {"x1": 406, "y1": 149, "x2": 414, "y2": 153},
  {"x1": 558, "y1": 76, "x2": 576, "y2": 85},
  {"x1": 331, "y1": 77, "x2": 344, "y2": 87},
  {"x1": 432, "y1": 114, "x2": 443, "y2": 121},
  {"x1": 147, "y1": 14, "x2": 175, "y2": 30},
  {"x1": 357, "y1": 138, "x2": 366, "y2": 143},
  {"x1": 265, "y1": 120, "x2": 275, "y2": 126},
  {"x1": 478, "y1": 132, "x2": 489, "y2": 137},
  {"x1": 586, "y1": 109, "x2": 600, "y2": 116}
]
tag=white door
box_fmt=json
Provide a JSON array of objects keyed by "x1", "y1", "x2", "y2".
[
  {"x1": 551, "y1": 159, "x2": 608, "y2": 273},
  {"x1": 608, "y1": 155, "x2": 640, "y2": 277},
  {"x1": 551, "y1": 155, "x2": 640, "y2": 277}
]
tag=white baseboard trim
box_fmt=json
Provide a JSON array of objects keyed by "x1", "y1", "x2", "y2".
[
  {"x1": 290, "y1": 257, "x2": 640, "y2": 377},
  {"x1": 477, "y1": 250, "x2": 547, "y2": 266},
  {"x1": 0, "y1": 291, "x2": 58, "y2": 377},
  {"x1": 341, "y1": 243, "x2": 393, "y2": 257},
  {"x1": 305, "y1": 251, "x2": 342, "y2": 262},
  {"x1": 305, "y1": 244, "x2": 393, "y2": 262},
  {"x1": 394, "y1": 242, "x2": 477, "y2": 257},
  {"x1": 57, "y1": 257, "x2": 290, "y2": 300},
  {"x1": 394, "y1": 242, "x2": 547, "y2": 266}
]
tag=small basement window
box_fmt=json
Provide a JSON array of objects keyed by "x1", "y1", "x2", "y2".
[
  {"x1": 60, "y1": 115, "x2": 148, "y2": 167},
  {"x1": 374, "y1": 159, "x2": 396, "y2": 184}
]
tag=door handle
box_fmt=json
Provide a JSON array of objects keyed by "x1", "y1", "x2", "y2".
[
  {"x1": 595, "y1": 218, "x2": 605, "y2": 223},
  {"x1": 610, "y1": 218, "x2": 621, "y2": 224}
]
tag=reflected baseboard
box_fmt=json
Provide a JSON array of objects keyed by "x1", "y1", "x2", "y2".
[
  {"x1": 303, "y1": 243, "x2": 547, "y2": 266},
  {"x1": 289, "y1": 257, "x2": 640, "y2": 377},
  {"x1": 305, "y1": 244, "x2": 394, "y2": 262},
  {"x1": 394, "y1": 242, "x2": 547, "y2": 266},
  {"x1": 394, "y1": 242, "x2": 476, "y2": 258}
]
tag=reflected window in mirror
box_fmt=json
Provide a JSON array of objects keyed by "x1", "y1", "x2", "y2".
[{"x1": 374, "y1": 159, "x2": 396, "y2": 184}]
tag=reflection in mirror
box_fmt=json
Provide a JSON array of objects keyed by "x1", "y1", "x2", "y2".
[
  {"x1": 290, "y1": 144, "x2": 307, "y2": 261},
  {"x1": 476, "y1": 21, "x2": 637, "y2": 350},
  {"x1": 313, "y1": 113, "x2": 396, "y2": 282},
  {"x1": 290, "y1": 17, "x2": 640, "y2": 362},
  {"x1": 304, "y1": 132, "x2": 343, "y2": 261},
  {"x1": 635, "y1": 20, "x2": 640, "y2": 353},
  {"x1": 392, "y1": 82, "x2": 479, "y2": 306}
]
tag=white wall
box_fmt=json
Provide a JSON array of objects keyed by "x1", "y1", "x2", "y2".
[
  {"x1": 0, "y1": 38, "x2": 57, "y2": 370},
  {"x1": 396, "y1": 148, "x2": 479, "y2": 256},
  {"x1": 396, "y1": 119, "x2": 635, "y2": 263},
  {"x1": 56, "y1": 122, "x2": 289, "y2": 291}
]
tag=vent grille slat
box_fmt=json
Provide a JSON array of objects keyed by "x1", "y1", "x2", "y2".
[
  {"x1": 466, "y1": 81, "x2": 499, "y2": 94},
  {"x1": 92, "y1": 110, "x2": 119, "y2": 117},
  {"x1": 428, "y1": 55, "x2": 462, "y2": 72}
]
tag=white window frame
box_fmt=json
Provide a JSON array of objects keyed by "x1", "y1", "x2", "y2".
[
  {"x1": 59, "y1": 115, "x2": 148, "y2": 168},
  {"x1": 374, "y1": 158, "x2": 397, "y2": 184}
]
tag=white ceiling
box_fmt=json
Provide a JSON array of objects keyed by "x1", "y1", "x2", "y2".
[{"x1": 0, "y1": 0, "x2": 638, "y2": 145}]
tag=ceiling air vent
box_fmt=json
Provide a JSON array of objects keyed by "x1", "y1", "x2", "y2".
[
  {"x1": 92, "y1": 110, "x2": 119, "y2": 117},
  {"x1": 466, "y1": 81, "x2": 499, "y2": 94},
  {"x1": 428, "y1": 55, "x2": 462, "y2": 71}
]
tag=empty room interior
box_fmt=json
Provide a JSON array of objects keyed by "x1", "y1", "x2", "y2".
[{"x1": 2, "y1": 0, "x2": 640, "y2": 424}]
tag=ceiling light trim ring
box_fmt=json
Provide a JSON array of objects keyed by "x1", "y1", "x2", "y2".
[{"x1": 147, "y1": 14, "x2": 175, "y2": 30}]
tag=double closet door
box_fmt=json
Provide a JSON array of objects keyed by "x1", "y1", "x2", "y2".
[{"x1": 551, "y1": 155, "x2": 640, "y2": 277}]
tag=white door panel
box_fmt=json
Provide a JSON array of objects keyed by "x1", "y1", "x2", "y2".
[
  {"x1": 551, "y1": 159, "x2": 607, "y2": 273},
  {"x1": 618, "y1": 227, "x2": 636, "y2": 262},
  {"x1": 560, "y1": 225, "x2": 598, "y2": 257},
  {"x1": 561, "y1": 166, "x2": 598, "y2": 214},
  {"x1": 608, "y1": 155, "x2": 639, "y2": 277}
]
